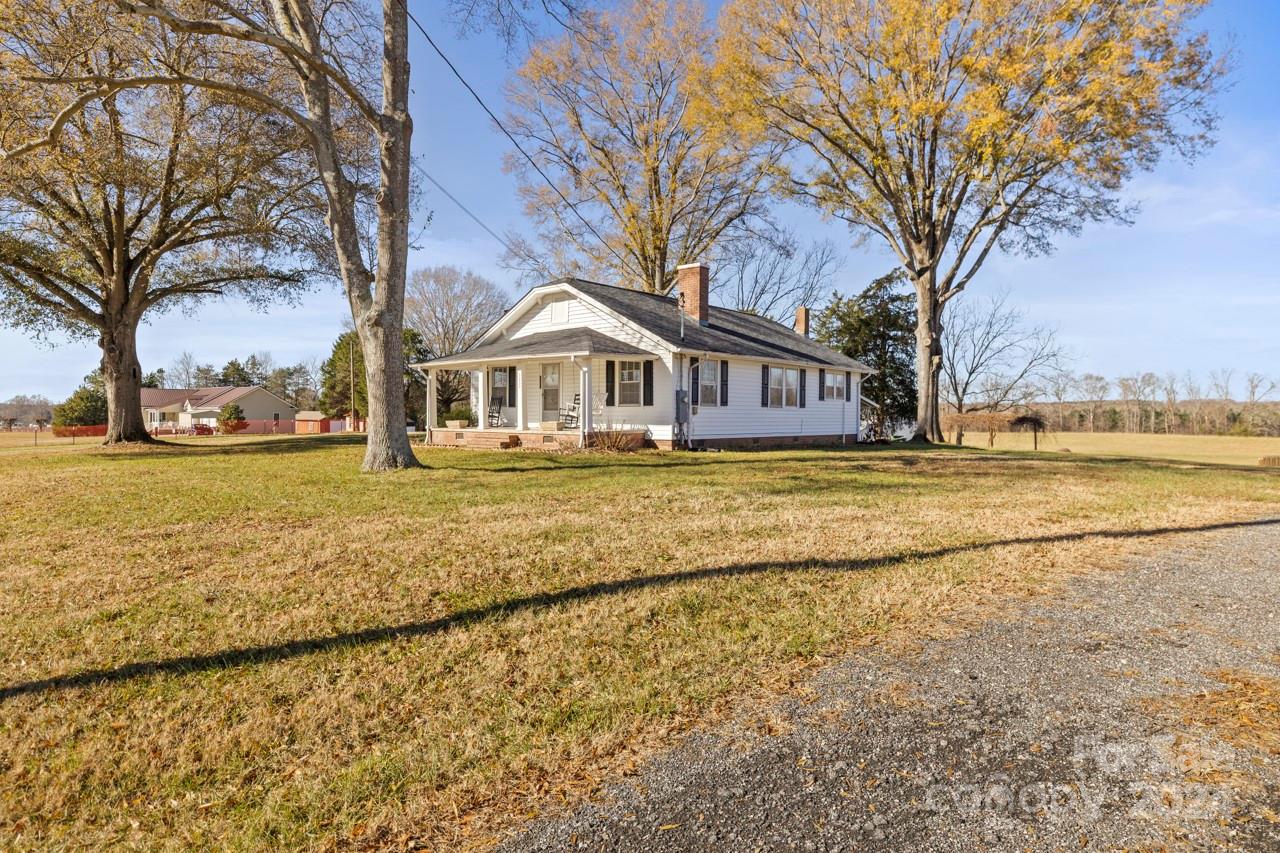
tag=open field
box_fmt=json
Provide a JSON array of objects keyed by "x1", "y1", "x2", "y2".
[
  {"x1": 956, "y1": 430, "x2": 1280, "y2": 467},
  {"x1": 2, "y1": 435, "x2": 1278, "y2": 849}
]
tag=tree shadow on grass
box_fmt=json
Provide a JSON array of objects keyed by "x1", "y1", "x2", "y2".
[
  {"x1": 81, "y1": 434, "x2": 1280, "y2": 478},
  {"x1": 88, "y1": 434, "x2": 370, "y2": 459},
  {"x1": 4, "y1": 516, "x2": 1277, "y2": 704}
]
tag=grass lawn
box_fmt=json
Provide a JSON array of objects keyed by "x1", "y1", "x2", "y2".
[
  {"x1": 2, "y1": 435, "x2": 1278, "y2": 849},
  {"x1": 955, "y1": 430, "x2": 1280, "y2": 467}
]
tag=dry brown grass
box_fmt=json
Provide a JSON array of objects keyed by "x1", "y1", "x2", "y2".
[
  {"x1": 954, "y1": 431, "x2": 1280, "y2": 467},
  {"x1": 1, "y1": 436, "x2": 1278, "y2": 850},
  {"x1": 1150, "y1": 670, "x2": 1280, "y2": 757}
]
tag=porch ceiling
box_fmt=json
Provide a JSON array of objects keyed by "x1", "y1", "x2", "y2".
[{"x1": 411, "y1": 328, "x2": 656, "y2": 369}]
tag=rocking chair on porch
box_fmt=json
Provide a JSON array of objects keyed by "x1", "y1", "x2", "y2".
[
  {"x1": 559, "y1": 394, "x2": 581, "y2": 428},
  {"x1": 487, "y1": 398, "x2": 503, "y2": 428}
]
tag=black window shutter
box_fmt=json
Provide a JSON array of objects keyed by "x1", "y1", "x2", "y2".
[
  {"x1": 690, "y1": 357, "x2": 700, "y2": 406},
  {"x1": 720, "y1": 360, "x2": 728, "y2": 406},
  {"x1": 845, "y1": 371, "x2": 852, "y2": 400},
  {"x1": 799, "y1": 368, "x2": 807, "y2": 408},
  {"x1": 818, "y1": 368, "x2": 826, "y2": 401},
  {"x1": 605, "y1": 360, "x2": 616, "y2": 406},
  {"x1": 507, "y1": 366, "x2": 517, "y2": 407},
  {"x1": 642, "y1": 360, "x2": 654, "y2": 406},
  {"x1": 761, "y1": 364, "x2": 769, "y2": 406}
]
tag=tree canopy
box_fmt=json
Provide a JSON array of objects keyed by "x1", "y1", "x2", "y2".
[
  {"x1": 0, "y1": 1, "x2": 321, "y2": 442},
  {"x1": 504, "y1": 0, "x2": 779, "y2": 292},
  {"x1": 52, "y1": 373, "x2": 108, "y2": 427},
  {"x1": 712, "y1": 0, "x2": 1224, "y2": 440},
  {"x1": 815, "y1": 270, "x2": 917, "y2": 437}
]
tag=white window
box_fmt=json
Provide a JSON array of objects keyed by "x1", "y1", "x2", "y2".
[
  {"x1": 699, "y1": 359, "x2": 719, "y2": 407},
  {"x1": 784, "y1": 368, "x2": 799, "y2": 407},
  {"x1": 767, "y1": 366, "x2": 800, "y2": 409},
  {"x1": 618, "y1": 360, "x2": 642, "y2": 406},
  {"x1": 768, "y1": 367, "x2": 784, "y2": 408},
  {"x1": 825, "y1": 371, "x2": 846, "y2": 401},
  {"x1": 550, "y1": 300, "x2": 569, "y2": 324}
]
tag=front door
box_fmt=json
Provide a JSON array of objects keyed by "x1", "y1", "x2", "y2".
[{"x1": 541, "y1": 363, "x2": 560, "y2": 422}]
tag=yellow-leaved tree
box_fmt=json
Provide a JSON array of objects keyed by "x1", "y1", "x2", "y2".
[{"x1": 712, "y1": 0, "x2": 1224, "y2": 440}]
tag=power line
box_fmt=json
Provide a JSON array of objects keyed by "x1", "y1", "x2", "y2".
[
  {"x1": 405, "y1": 8, "x2": 633, "y2": 274},
  {"x1": 420, "y1": 167, "x2": 514, "y2": 254}
]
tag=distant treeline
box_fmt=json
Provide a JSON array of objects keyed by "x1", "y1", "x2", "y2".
[
  {"x1": 0, "y1": 394, "x2": 52, "y2": 426},
  {"x1": 1034, "y1": 371, "x2": 1279, "y2": 437}
]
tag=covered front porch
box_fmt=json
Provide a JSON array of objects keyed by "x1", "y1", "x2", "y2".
[{"x1": 412, "y1": 328, "x2": 662, "y2": 450}]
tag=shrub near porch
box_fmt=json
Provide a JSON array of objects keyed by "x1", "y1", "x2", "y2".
[{"x1": 1, "y1": 436, "x2": 1278, "y2": 848}]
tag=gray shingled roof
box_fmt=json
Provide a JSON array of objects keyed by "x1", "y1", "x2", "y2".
[
  {"x1": 564, "y1": 279, "x2": 870, "y2": 371},
  {"x1": 418, "y1": 327, "x2": 655, "y2": 367}
]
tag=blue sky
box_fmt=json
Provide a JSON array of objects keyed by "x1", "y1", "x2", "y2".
[{"x1": 2, "y1": 1, "x2": 1277, "y2": 401}]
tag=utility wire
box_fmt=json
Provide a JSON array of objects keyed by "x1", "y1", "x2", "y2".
[
  {"x1": 421, "y1": 167, "x2": 514, "y2": 254},
  {"x1": 405, "y1": 8, "x2": 633, "y2": 274}
]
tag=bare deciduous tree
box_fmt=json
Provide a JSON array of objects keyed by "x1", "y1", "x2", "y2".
[
  {"x1": 712, "y1": 235, "x2": 839, "y2": 322},
  {"x1": 1079, "y1": 374, "x2": 1111, "y2": 433},
  {"x1": 1044, "y1": 369, "x2": 1078, "y2": 432},
  {"x1": 404, "y1": 265, "x2": 508, "y2": 410},
  {"x1": 940, "y1": 292, "x2": 1065, "y2": 445},
  {"x1": 503, "y1": 0, "x2": 779, "y2": 293},
  {"x1": 3, "y1": 0, "x2": 548, "y2": 467}
]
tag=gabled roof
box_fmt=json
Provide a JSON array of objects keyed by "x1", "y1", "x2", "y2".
[
  {"x1": 557, "y1": 279, "x2": 871, "y2": 371},
  {"x1": 140, "y1": 388, "x2": 193, "y2": 409},
  {"x1": 419, "y1": 327, "x2": 655, "y2": 367},
  {"x1": 188, "y1": 386, "x2": 255, "y2": 410},
  {"x1": 140, "y1": 386, "x2": 296, "y2": 412}
]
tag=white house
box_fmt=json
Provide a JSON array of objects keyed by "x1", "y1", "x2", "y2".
[
  {"x1": 141, "y1": 386, "x2": 297, "y2": 429},
  {"x1": 413, "y1": 263, "x2": 872, "y2": 450}
]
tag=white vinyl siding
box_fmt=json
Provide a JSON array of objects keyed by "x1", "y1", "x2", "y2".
[
  {"x1": 686, "y1": 360, "x2": 861, "y2": 441},
  {"x1": 463, "y1": 285, "x2": 862, "y2": 443}
]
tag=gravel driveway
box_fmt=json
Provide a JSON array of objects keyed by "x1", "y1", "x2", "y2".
[{"x1": 505, "y1": 520, "x2": 1280, "y2": 852}]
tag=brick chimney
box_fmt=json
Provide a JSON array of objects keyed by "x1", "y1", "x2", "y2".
[
  {"x1": 794, "y1": 305, "x2": 811, "y2": 337},
  {"x1": 676, "y1": 262, "x2": 709, "y2": 326}
]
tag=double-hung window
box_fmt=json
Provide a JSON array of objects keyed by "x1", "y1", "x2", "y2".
[
  {"x1": 766, "y1": 366, "x2": 801, "y2": 408},
  {"x1": 699, "y1": 359, "x2": 719, "y2": 407},
  {"x1": 768, "y1": 367, "x2": 784, "y2": 407},
  {"x1": 824, "y1": 370, "x2": 845, "y2": 401},
  {"x1": 618, "y1": 360, "x2": 642, "y2": 405},
  {"x1": 783, "y1": 368, "x2": 799, "y2": 407}
]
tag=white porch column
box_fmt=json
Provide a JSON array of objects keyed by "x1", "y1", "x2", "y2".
[
  {"x1": 579, "y1": 359, "x2": 592, "y2": 447},
  {"x1": 426, "y1": 370, "x2": 437, "y2": 439},
  {"x1": 515, "y1": 365, "x2": 526, "y2": 430},
  {"x1": 476, "y1": 367, "x2": 488, "y2": 429}
]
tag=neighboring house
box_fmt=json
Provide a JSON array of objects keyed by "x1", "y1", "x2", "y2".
[
  {"x1": 412, "y1": 262, "x2": 872, "y2": 450},
  {"x1": 141, "y1": 386, "x2": 297, "y2": 429}
]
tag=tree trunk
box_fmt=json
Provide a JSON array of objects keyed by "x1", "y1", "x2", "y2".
[
  {"x1": 911, "y1": 277, "x2": 944, "y2": 442},
  {"x1": 100, "y1": 315, "x2": 152, "y2": 444},
  {"x1": 357, "y1": 317, "x2": 415, "y2": 470},
  {"x1": 355, "y1": 0, "x2": 420, "y2": 471}
]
